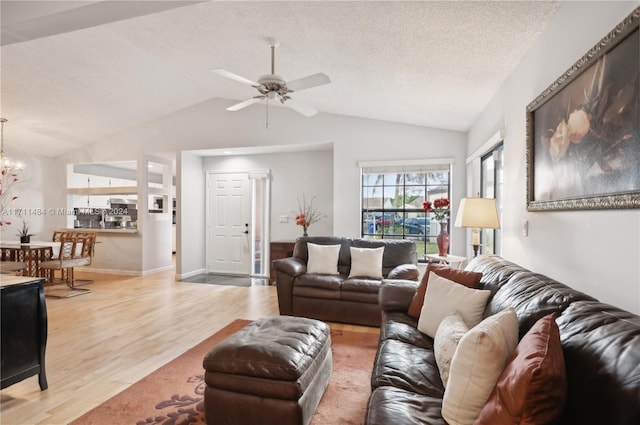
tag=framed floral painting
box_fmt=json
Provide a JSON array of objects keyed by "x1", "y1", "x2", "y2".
[{"x1": 526, "y1": 7, "x2": 640, "y2": 211}]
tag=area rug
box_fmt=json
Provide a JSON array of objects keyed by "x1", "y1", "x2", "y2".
[{"x1": 70, "y1": 319, "x2": 379, "y2": 425}]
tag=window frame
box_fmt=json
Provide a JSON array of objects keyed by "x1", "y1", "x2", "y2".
[
  {"x1": 480, "y1": 142, "x2": 504, "y2": 255},
  {"x1": 359, "y1": 159, "x2": 454, "y2": 261}
]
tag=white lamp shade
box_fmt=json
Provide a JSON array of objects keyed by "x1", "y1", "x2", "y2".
[{"x1": 454, "y1": 198, "x2": 500, "y2": 229}]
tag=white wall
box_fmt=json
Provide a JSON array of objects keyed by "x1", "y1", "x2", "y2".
[
  {"x1": 330, "y1": 114, "x2": 468, "y2": 240},
  {"x1": 0, "y1": 148, "x2": 63, "y2": 241},
  {"x1": 468, "y1": 1, "x2": 640, "y2": 313},
  {"x1": 177, "y1": 151, "x2": 206, "y2": 277},
  {"x1": 203, "y1": 150, "x2": 334, "y2": 240}
]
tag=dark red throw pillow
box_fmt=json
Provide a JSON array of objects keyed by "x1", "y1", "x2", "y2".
[
  {"x1": 407, "y1": 263, "x2": 482, "y2": 319},
  {"x1": 474, "y1": 314, "x2": 567, "y2": 425}
]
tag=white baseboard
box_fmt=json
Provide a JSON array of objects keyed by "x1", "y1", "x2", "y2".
[
  {"x1": 176, "y1": 268, "x2": 206, "y2": 280},
  {"x1": 141, "y1": 264, "x2": 174, "y2": 275},
  {"x1": 81, "y1": 265, "x2": 174, "y2": 276},
  {"x1": 81, "y1": 267, "x2": 142, "y2": 276}
]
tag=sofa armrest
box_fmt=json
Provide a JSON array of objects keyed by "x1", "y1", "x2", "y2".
[
  {"x1": 387, "y1": 264, "x2": 419, "y2": 281},
  {"x1": 273, "y1": 257, "x2": 307, "y2": 277},
  {"x1": 274, "y1": 257, "x2": 307, "y2": 316},
  {"x1": 379, "y1": 279, "x2": 418, "y2": 312}
]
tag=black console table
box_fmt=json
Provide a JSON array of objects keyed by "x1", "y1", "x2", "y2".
[{"x1": 0, "y1": 276, "x2": 48, "y2": 390}]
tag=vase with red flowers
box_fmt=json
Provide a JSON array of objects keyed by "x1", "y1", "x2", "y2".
[
  {"x1": 293, "y1": 194, "x2": 326, "y2": 237},
  {"x1": 423, "y1": 198, "x2": 450, "y2": 256}
]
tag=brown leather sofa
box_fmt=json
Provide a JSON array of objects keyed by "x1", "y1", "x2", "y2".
[
  {"x1": 366, "y1": 254, "x2": 640, "y2": 425},
  {"x1": 273, "y1": 236, "x2": 419, "y2": 326}
]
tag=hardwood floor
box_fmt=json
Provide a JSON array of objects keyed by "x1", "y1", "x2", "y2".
[{"x1": 0, "y1": 266, "x2": 283, "y2": 425}]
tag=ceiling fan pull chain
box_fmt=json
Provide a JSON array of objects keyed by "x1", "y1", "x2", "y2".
[{"x1": 266, "y1": 96, "x2": 269, "y2": 129}]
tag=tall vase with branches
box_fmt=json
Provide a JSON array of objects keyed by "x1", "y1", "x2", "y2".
[{"x1": 294, "y1": 194, "x2": 326, "y2": 236}]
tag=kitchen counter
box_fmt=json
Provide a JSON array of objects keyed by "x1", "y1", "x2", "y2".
[
  {"x1": 55, "y1": 209, "x2": 171, "y2": 274},
  {"x1": 64, "y1": 228, "x2": 138, "y2": 234},
  {"x1": 63, "y1": 229, "x2": 143, "y2": 273}
]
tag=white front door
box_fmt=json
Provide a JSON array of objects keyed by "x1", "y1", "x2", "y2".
[{"x1": 206, "y1": 172, "x2": 252, "y2": 275}]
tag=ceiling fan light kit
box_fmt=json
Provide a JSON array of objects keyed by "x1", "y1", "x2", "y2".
[{"x1": 213, "y1": 38, "x2": 331, "y2": 127}]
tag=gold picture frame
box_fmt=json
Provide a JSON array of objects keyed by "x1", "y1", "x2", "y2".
[{"x1": 526, "y1": 7, "x2": 640, "y2": 211}]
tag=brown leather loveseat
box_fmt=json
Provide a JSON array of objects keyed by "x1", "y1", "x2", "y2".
[
  {"x1": 366, "y1": 254, "x2": 640, "y2": 425},
  {"x1": 273, "y1": 236, "x2": 419, "y2": 326}
]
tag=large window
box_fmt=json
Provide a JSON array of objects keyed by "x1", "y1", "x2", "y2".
[
  {"x1": 360, "y1": 161, "x2": 452, "y2": 259},
  {"x1": 480, "y1": 143, "x2": 503, "y2": 254}
]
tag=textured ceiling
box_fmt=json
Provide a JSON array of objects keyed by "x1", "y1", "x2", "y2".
[{"x1": 0, "y1": 0, "x2": 560, "y2": 157}]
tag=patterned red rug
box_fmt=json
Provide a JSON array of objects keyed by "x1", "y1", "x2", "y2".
[{"x1": 70, "y1": 319, "x2": 379, "y2": 425}]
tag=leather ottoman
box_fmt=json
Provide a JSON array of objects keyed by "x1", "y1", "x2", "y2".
[{"x1": 203, "y1": 316, "x2": 332, "y2": 425}]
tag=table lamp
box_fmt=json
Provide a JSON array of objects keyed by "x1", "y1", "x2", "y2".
[{"x1": 454, "y1": 197, "x2": 501, "y2": 257}]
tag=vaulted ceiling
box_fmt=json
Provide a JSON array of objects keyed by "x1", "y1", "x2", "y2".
[{"x1": 0, "y1": 0, "x2": 559, "y2": 157}]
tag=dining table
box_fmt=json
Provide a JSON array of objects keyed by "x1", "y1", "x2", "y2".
[{"x1": 0, "y1": 241, "x2": 58, "y2": 277}]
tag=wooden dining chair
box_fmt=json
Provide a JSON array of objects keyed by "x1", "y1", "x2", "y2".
[
  {"x1": 39, "y1": 235, "x2": 93, "y2": 297},
  {"x1": 50, "y1": 230, "x2": 72, "y2": 279},
  {"x1": 0, "y1": 247, "x2": 28, "y2": 275},
  {"x1": 0, "y1": 261, "x2": 27, "y2": 275},
  {"x1": 52, "y1": 230, "x2": 70, "y2": 243},
  {"x1": 68, "y1": 231, "x2": 97, "y2": 286}
]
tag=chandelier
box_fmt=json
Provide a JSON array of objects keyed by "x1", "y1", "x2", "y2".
[{"x1": 0, "y1": 118, "x2": 25, "y2": 172}]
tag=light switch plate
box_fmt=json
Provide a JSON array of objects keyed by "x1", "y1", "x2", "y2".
[{"x1": 279, "y1": 215, "x2": 289, "y2": 223}]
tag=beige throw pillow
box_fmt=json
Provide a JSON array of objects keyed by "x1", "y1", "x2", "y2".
[
  {"x1": 417, "y1": 272, "x2": 491, "y2": 338},
  {"x1": 442, "y1": 307, "x2": 519, "y2": 425},
  {"x1": 306, "y1": 243, "x2": 341, "y2": 275},
  {"x1": 434, "y1": 311, "x2": 469, "y2": 387},
  {"x1": 348, "y1": 246, "x2": 384, "y2": 279}
]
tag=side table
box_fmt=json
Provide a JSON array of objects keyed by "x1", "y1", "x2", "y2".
[{"x1": 425, "y1": 254, "x2": 467, "y2": 269}]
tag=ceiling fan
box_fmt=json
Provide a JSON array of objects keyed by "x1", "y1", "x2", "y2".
[{"x1": 213, "y1": 38, "x2": 330, "y2": 118}]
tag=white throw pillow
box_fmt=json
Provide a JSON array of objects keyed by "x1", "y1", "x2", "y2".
[
  {"x1": 348, "y1": 246, "x2": 385, "y2": 279},
  {"x1": 306, "y1": 243, "x2": 341, "y2": 275},
  {"x1": 417, "y1": 272, "x2": 491, "y2": 338},
  {"x1": 442, "y1": 307, "x2": 519, "y2": 425},
  {"x1": 434, "y1": 311, "x2": 469, "y2": 388}
]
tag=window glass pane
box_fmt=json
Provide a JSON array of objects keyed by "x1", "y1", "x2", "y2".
[
  {"x1": 404, "y1": 173, "x2": 425, "y2": 184},
  {"x1": 363, "y1": 173, "x2": 404, "y2": 185},
  {"x1": 381, "y1": 173, "x2": 402, "y2": 185},
  {"x1": 383, "y1": 186, "x2": 403, "y2": 206},
  {"x1": 404, "y1": 184, "x2": 425, "y2": 207},
  {"x1": 427, "y1": 171, "x2": 449, "y2": 185},
  {"x1": 426, "y1": 185, "x2": 449, "y2": 201},
  {"x1": 481, "y1": 143, "x2": 504, "y2": 255},
  {"x1": 362, "y1": 173, "x2": 380, "y2": 186},
  {"x1": 362, "y1": 186, "x2": 382, "y2": 210},
  {"x1": 361, "y1": 164, "x2": 451, "y2": 260}
]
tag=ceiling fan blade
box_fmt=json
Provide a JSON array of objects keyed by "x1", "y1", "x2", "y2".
[
  {"x1": 212, "y1": 69, "x2": 259, "y2": 86},
  {"x1": 284, "y1": 99, "x2": 318, "y2": 117},
  {"x1": 286, "y1": 73, "x2": 331, "y2": 92},
  {"x1": 226, "y1": 98, "x2": 262, "y2": 111}
]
